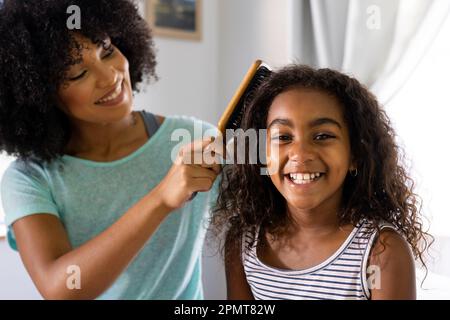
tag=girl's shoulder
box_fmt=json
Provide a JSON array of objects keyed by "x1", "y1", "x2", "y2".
[{"x1": 358, "y1": 218, "x2": 397, "y2": 235}]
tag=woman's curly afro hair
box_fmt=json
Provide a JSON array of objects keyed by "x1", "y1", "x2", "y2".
[{"x1": 0, "y1": 0, "x2": 157, "y2": 163}]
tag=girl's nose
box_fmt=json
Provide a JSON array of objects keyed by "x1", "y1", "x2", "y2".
[{"x1": 288, "y1": 139, "x2": 315, "y2": 164}]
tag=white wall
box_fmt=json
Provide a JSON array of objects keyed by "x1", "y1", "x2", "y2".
[
  {"x1": 133, "y1": 0, "x2": 219, "y2": 124},
  {"x1": 217, "y1": 0, "x2": 291, "y2": 111},
  {"x1": 0, "y1": 241, "x2": 41, "y2": 299}
]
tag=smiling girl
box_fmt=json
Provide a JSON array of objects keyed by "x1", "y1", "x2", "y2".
[
  {"x1": 212, "y1": 65, "x2": 431, "y2": 300},
  {"x1": 0, "y1": 0, "x2": 219, "y2": 299}
]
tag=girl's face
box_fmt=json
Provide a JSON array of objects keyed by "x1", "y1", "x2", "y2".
[
  {"x1": 57, "y1": 33, "x2": 133, "y2": 124},
  {"x1": 266, "y1": 88, "x2": 353, "y2": 214}
]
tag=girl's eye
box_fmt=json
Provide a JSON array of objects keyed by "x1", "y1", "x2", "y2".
[
  {"x1": 69, "y1": 70, "x2": 87, "y2": 81},
  {"x1": 314, "y1": 133, "x2": 335, "y2": 141},
  {"x1": 272, "y1": 135, "x2": 292, "y2": 141}
]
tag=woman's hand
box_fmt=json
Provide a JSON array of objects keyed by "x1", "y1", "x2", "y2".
[{"x1": 154, "y1": 137, "x2": 222, "y2": 211}]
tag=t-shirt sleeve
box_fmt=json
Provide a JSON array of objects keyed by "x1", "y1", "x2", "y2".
[{"x1": 1, "y1": 161, "x2": 60, "y2": 250}]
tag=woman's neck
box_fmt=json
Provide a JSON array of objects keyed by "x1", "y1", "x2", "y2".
[{"x1": 65, "y1": 111, "x2": 141, "y2": 159}]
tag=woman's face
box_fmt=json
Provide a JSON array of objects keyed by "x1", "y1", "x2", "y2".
[
  {"x1": 57, "y1": 33, "x2": 133, "y2": 124},
  {"x1": 266, "y1": 88, "x2": 353, "y2": 214}
]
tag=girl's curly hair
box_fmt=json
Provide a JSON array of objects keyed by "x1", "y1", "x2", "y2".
[
  {"x1": 0, "y1": 0, "x2": 157, "y2": 163},
  {"x1": 211, "y1": 65, "x2": 431, "y2": 269}
]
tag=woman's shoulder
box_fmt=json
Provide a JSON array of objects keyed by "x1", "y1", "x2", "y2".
[
  {"x1": 155, "y1": 114, "x2": 165, "y2": 126},
  {"x1": 1, "y1": 157, "x2": 51, "y2": 188},
  {"x1": 165, "y1": 114, "x2": 216, "y2": 128},
  {"x1": 3, "y1": 157, "x2": 44, "y2": 177},
  {"x1": 143, "y1": 111, "x2": 219, "y2": 137}
]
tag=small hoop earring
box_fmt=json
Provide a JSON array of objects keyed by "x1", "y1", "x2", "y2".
[{"x1": 349, "y1": 168, "x2": 358, "y2": 177}]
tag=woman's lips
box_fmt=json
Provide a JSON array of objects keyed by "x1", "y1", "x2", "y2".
[{"x1": 94, "y1": 81, "x2": 125, "y2": 106}]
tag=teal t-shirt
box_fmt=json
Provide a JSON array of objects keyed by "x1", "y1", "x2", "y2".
[{"x1": 1, "y1": 113, "x2": 219, "y2": 300}]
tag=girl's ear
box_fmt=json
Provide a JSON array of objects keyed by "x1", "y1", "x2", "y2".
[
  {"x1": 349, "y1": 156, "x2": 357, "y2": 171},
  {"x1": 348, "y1": 160, "x2": 358, "y2": 177}
]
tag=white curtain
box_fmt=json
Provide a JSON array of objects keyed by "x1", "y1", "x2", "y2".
[
  {"x1": 290, "y1": 0, "x2": 450, "y2": 104},
  {"x1": 290, "y1": 0, "x2": 450, "y2": 296}
]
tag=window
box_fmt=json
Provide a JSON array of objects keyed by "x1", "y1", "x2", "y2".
[{"x1": 385, "y1": 13, "x2": 450, "y2": 238}]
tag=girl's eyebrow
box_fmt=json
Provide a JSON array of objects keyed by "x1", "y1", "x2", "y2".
[
  {"x1": 267, "y1": 118, "x2": 293, "y2": 129},
  {"x1": 268, "y1": 117, "x2": 342, "y2": 129},
  {"x1": 309, "y1": 117, "x2": 342, "y2": 129}
]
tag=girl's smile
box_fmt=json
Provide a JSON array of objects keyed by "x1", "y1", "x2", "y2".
[
  {"x1": 266, "y1": 88, "x2": 354, "y2": 213},
  {"x1": 285, "y1": 171, "x2": 325, "y2": 187}
]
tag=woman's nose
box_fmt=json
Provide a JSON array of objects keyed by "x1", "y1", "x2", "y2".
[
  {"x1": 96, "y1": 65, "x2": 118, "y2": 89},
  {"x1": 288, "y1": 139, "x2": 315, "y2": 164}
]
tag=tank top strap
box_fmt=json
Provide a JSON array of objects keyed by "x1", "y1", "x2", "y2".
[{"x1": 139, "y1": 110, "x2": 160, "y2": 138}]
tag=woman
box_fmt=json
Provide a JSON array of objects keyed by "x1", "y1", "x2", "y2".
[{"x1": 0, "y1": 0, "x2": 220, "y2": 299}]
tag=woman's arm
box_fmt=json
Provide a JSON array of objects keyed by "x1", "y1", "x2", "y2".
[
  {"x1": 14, "y1": 189, "x2": 169, "y2": 300},
  {"x1": 13, "y1": 140, "x2": 220, "y2": 300},
  {"x1": 368, "y1": 229, "x2": 416, "y2": 300},
  {"x1": 225, "y1": 236, "x2": 254, "y2": 300}
]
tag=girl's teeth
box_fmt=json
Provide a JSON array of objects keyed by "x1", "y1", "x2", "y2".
[{"x1": 289, "y1": 172, "x2": 322, "y2": 184}]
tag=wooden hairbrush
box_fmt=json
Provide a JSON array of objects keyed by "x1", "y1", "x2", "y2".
[
  {"x1": 218, "y1": 59, "x2": 272, "y2": 134},
  {"x1": 188, "y1": 60, "x2": 272, "y2": 201}
]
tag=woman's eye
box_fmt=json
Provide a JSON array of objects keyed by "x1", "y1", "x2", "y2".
[
  {"x1": 314, "y1": 133, "x2": 335, "y2": 141},
  {"x1": 69, "y1": 70, "x2": 87, "y2": 81},
  {"x1": 101, "y1": 39, "x2": 115, "y2": 58},
  {"x1": 101, "y1": 38, "x2": 112, "y2": 49},
  {"x1": 102, "y1": 47, "x2": 115, "y2": 59}
]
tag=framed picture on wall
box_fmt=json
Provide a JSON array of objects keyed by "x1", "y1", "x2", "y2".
[{"x1": 146, "y1": 0, "x2": 202, "y2": 41}]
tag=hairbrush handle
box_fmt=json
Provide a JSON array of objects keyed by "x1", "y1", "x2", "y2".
[{"x1": 217, "y1": 60, "x2": 263, "y2": 135}]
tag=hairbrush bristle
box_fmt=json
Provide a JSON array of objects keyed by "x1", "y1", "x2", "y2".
[{"x1": 225, "y1": 66, "x2": 272, "y2": 131}]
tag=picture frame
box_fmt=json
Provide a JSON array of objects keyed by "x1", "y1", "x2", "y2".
[{"x1": 146, "y1": 0, "x2": 202, "y2": 41}]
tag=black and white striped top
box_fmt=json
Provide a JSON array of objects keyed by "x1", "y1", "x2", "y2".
[{"x1": 242, "y1": 220, "x2": 395, "y2": 300}]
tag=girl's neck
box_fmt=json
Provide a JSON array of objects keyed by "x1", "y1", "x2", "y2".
[{"x1": 285, "y1": 198, "x2": 344, "y2": 238}]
